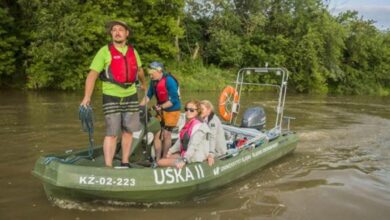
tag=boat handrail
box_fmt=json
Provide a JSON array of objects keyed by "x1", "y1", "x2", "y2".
[
  {"x1": 222, "y1": 124, "x2": 265, "y2": 138},
  {"x1": 282, "y1": 116, "x2": 296, "y2": 132},
  {"x1": 230, "y1": 82, "x2": 281, "y2": 89},
  {"x1": 230, "y1": 67, "x2": 290, "y2": 131}
]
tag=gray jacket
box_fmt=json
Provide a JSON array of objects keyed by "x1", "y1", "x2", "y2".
[
  {"x1": 207, "y1": 114, "x2": 227, "y2": 157},
  {"x1": 169, "y1": 122, "x2": 211, "y2": 163}
]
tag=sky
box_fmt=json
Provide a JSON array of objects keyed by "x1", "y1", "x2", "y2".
[{"x1": 327, "y1": 0, "x2": 390, "y2": 30}]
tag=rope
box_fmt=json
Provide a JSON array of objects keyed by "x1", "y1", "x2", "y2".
[
  {"x1": 79, "y1": 105, "x2": 95, "y2": 158},
  {"x1": 43, "y1": 106, "x2": 95, "y2": 165}
]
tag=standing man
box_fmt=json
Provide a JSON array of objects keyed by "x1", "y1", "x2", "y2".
[
  {"x1": 80, "y1": 20, "x2": 146, "y2": 167},
  {"x1": 140, "y1": 61, "x2": 181, "y2": 161}
]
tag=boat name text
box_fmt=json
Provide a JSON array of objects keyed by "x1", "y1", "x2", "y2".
[{"x1": 154, "y1": 164, "x2": 205, "y2": 185}]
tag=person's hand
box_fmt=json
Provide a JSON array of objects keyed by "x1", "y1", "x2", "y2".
[
  {"x1": 176, "y1": 160, "x2": 186, "y2": 169},
  {"x1": 166, "y1": 151, "x2": 172, "y2": 158},
  {"x1": 139, "y1": 105, "x2": 147, "y2": 124},
  {"x1": 154, "y1": 104, "x2": 162, "y2": 111},
  {"x1": 80, "y1": 97, "x2": 91, "y2": 107},
  {"x1": 207, "y1": 155, "x2": 215, "y2": 166},
  {"x1": 140, "y1": 83, "x2": 147, "y2": 91}
]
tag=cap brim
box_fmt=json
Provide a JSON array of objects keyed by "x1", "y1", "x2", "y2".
[{"x1": 106, "y1": 21, "x2": 130, "y2": 33}]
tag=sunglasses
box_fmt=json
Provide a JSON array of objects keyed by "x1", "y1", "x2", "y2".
[
  {"x1": 148, "y1": 65, "x2": 162, "y2": 71},
  {"x1": 184, "y1": 107, "x2": 197, "y2": 113}
]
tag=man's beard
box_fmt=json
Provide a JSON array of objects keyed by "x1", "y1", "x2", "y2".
[{"x1": 114, "y1": 40, "x2": 125, "y2": 44}]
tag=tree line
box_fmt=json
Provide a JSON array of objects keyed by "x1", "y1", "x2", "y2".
[{"x1": 0, "y1": 0, "x2": 389, "y2": 95}]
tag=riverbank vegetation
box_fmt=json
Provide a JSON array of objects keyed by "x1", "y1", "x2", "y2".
[{"x1": 0, "y1": 0, "x2": 389, "y2": 95}]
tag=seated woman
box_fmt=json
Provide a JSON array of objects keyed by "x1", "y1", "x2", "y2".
[
  {"x1": 200, "y1": 100, "x2": 227, "y2": 166},
  {"x1": 157, "y1": 100, "x2": 211, "y2": 169}
]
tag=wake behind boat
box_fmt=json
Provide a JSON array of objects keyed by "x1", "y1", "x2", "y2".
[{"x1": 32, "y1": 67, "x2": 299, "y2": 203}]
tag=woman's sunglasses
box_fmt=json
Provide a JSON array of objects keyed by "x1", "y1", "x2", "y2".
[{"x1": 184, "y1": 107, "x2": 197, "y2": 113}]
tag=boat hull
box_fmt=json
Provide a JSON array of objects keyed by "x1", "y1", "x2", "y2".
[{"x1": 32, "y1": 133, "x2": 298, "y2": 203}]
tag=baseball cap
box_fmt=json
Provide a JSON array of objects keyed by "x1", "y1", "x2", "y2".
[{"x1": 148, "y1": 61, "x2": 164, "y2": 71}]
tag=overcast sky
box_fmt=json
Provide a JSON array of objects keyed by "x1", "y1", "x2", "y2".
[{"x1": 327, "y1": 0, "x2": 390, "y2": 30}]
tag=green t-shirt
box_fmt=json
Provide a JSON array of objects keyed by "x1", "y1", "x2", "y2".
[{"x1": 89, "y1": 45, "x2": 142, "y2": 97}]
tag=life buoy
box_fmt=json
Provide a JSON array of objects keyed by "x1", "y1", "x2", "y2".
[{"x1": 218, "y1": 86, "x2": 239, "y2": 121}]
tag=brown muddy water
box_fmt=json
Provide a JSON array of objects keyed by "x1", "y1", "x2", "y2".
[{"x1": 0, "y1": 90, "x2": 389, "y2": 220}]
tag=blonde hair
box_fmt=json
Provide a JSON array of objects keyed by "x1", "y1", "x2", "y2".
[
  {"x1": 185, "y1": 100, "x2": 201, "y2": 115},
  {"x1": 200, "y1": 100, "x2": 215, "y2": 113}
]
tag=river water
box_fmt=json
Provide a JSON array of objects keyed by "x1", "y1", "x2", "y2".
[{"x1": 0, "y1": 90, "x2": 389, "y2": 220}]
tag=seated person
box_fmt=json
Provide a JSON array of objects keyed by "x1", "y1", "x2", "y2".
[
  {"x1": 157, "y1": 100, "x2": 211, "y2": 169},
  {"x1": 200, "y1": 100, "x2": 227, "y2": 166}
]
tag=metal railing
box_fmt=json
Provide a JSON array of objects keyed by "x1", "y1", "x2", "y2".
[{"x1": 230, "y1": 67, "x2": 290, "y2": 132}]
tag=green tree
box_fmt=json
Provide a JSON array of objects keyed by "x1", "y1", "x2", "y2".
[
  {"x1": 114, "y1": 0, "x2": 184, "y2": 63},
  {"x1": 20, "y1": 0, "x2": 112, "y2": 89},
  {"x1": 0, "y1": 6, "x2": 19, "y2": 86},
  {"x1": 0, "y1": 0, "x2": 388, "y2": 94},
  {"x1": 336, "y1": 10, "x2": 389, "y2": 94},
  {"x1": 18, "y1": 0, "x2": 184, "y2": 89}
]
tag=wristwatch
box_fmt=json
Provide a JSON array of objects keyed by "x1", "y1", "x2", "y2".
[{"x1": 182, "y1": 157, "x2": 188, "y2": 164}]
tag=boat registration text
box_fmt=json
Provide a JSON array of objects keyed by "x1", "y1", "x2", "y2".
[{"x1": 78, "y1": 176, "x2": 136, "y2": 187}]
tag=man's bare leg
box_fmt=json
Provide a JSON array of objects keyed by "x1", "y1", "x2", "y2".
[
  {"x1": 121, "y1": 131, "x2": 133, "y2": 164},
  {"x1": 103, "y1": 136, "x2": 117, "y2": 167}
]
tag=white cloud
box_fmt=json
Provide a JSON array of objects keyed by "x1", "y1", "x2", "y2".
[{"x1": 331, "y1": 4, "x2": 390, "y2": 30}]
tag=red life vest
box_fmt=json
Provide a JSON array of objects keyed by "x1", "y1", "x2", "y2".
[
  {"x1": 153, "y1": 73, "x2": 179, "y2": 104},
  {"x1": 99, "y1": 44, "x2": 138, "y2": 88},
  {"x1": 179, "y1": 118, "x2": 201, "y2": 157}
]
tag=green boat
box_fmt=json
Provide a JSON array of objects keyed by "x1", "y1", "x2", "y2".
[{"x1": 32, "y1": 67, "x2": 299, "y2": 203}]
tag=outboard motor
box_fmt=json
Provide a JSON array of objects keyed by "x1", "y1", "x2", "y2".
[{"x1": 241, "y1": 107, "x2": 266, "y2": 130}]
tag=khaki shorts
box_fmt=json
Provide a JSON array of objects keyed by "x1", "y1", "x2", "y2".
[
  {"x1": 102, "y1": 94, "x2": 141, "y2": 136},
  {"x1": 157, "y1": 110, "x2": 180, "y2": 129},
  {"x1": 105, "y1": 112, "x2": 141, "y2": 136}
]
